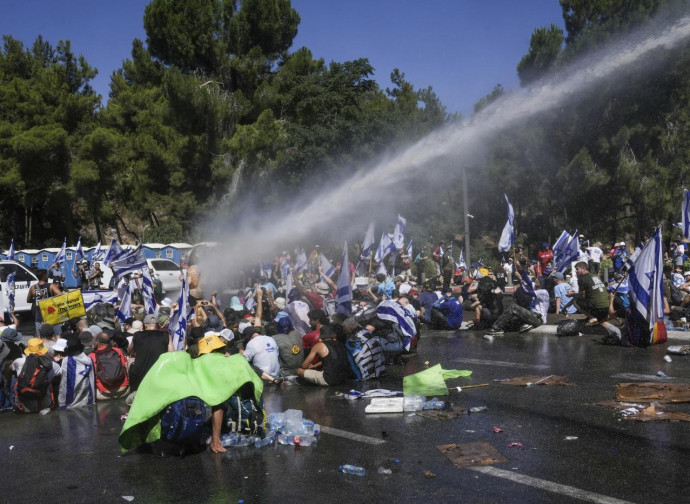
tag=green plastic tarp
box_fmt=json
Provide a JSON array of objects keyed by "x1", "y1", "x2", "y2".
[
  {"x1": 403, "y1": 364, "x2": 472, "y2": 396},
  {"x1": 118, "y1": 352, "x2": 263, "y2": 453}
]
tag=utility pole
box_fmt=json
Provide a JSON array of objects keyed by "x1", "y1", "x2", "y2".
[{"x1": 463, "y1": 166, "x2": 470, "y2": 277}]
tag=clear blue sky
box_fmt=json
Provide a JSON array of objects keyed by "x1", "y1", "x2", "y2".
[{"x1": 1, "y1": 0, "x2": 565, "y2": 116}]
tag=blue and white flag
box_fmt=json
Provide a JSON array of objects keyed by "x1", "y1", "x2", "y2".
[
  {"x1": 75, "y1": 236, "x2": 85, "y2": 263},
  {"x1": 245, "y1": 292, "x2": 256, "y2": 312},
  {"x1": 141, "y1": 267, "x2": 157, "y2": 314},
  {"x1": 683, "y1": 189, "x2": 690, "y2": 241},
  {"x1": 376, "y1": 300, "x2": 417, "y2": 350},
  {"x1": 557, "y1": 231, "x2": 580, "y2": 273},
  {"x1": 375, "y1": 233, "x2": 395, "y2": 263},
  {"x1": 376, "y1": 261, "x2": 388, "y2": 277},
  {"x1": 457, "y1": 250, "x2": 466, "y2": 269},
  {"x1": 497, "y1": 195, "x2": 514, "y2": 252},
  {"x1": 58, "y1": 354, "x2": 95, "y2": 409},
  {"x1": 91, "y1": 241, "x2": 103, "y2": 262},
  {"x1": 294, "y1": 250, "x2": 308, "y2": 273},
  {"x1": 5, "y1": 271, "x2": 16, "y2": 313},
  {"x1": 319, "y1": 254, "x2": 335, "y2": 278},
  {"x1": 8, "y1": 239, "x2": 15, "y2": 261},
  {"x1": 169, "y1": 278, "x2": 189, "y2": 350},
  {"x1": 285, "y1": 267, "x2": 294, "y2": 298},
  {"x1": 406, "y1": 239, "x2": 413, "y2": 259},
  {"x1": 103, "y1": 238, "x2": 125, "y2": 267},
  {"x1": 54, "y1": 238, "x2": 67, "y2": 264},
  {"x1": 335, "y1": 242, "x2": 352, "y2": 316},
  {"x1": 392, "y1": 215, "x2": 407, "y2": 250},
  {"x1": 111, "y1": 244, "x2": 147, "y2": 278},
  {"x1": 115, "y1": 280, "x2": 132, "y2": 323},
  {"x1": 82, "y1": 290, "x2": 119, "y2": 311},
  {"x1": 552, "y1": 230, "x2": 570, "y2": 269},
  {"x1": 360, "y1": 222, "x2": 375, "y2": 260},
  {"x1": 628, "y1": 226, "x2": 665, "y2": 331}
]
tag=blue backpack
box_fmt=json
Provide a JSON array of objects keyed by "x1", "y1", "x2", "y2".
[{"x1": 160, "y1": 397, "x2": 207, "y2": 444}]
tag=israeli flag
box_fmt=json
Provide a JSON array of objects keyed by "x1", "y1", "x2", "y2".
[
  {"x1": 552, "y1": 230, "x2": 570, "y2": 269},
  {"x1": 92, "y1": 242, "x2": 103, "y2": 262},
  {"x1": 376, "y1": 300, "x2": 417, "y2": 350},
  {"x1": 319, "y1": 254, "x2": 335, "y2": 278},
  {"x1": 111, "y1": 244, "x2": 147, "y2": 278},
  {"x1": 406, "y1": 239, "x2": 413, "y2": 259},
  {"x1": 375, "y1": 233, "x2": 395, "y2": 263},
  {"x1": 103, "y1": 238, "x2": 125, "y2": 267},
  {"x1": 75, "y1": 236, "x2": 84, "y2": 263},
  {"x1": 6, "y1": 271, "x2": 16, "y2": 312},
  {"x1": 169, "y1": 278, "x2": 189, "y2": 350},
  {"x1": 54, "y1": 238, "x2": 67, "y2": 264},
  {"x1": 457, "y1": 250, "x2": 466, "y2": 269},
  {"x1": 557, "y1": 231, "x2": 580, "y2": 273},
  {"x1": 628, "y1": 226, "x2": 665, "y2": 331},
  {"x1": 8, "y1": 239, "x2": 15, "y2": 261},
  {"x1": 335, "y1": 242, "x2": 352, "y2": 316},
  {"x1": 285, "y1": 267, "x2": 294, "y2": 297},
  {"x1": 683, "y1": 189, "x2": 690, "y2": 241},
  {"x1": 360, "y1": 222, "x2": 375, "y2": 260},
  {"x1": 245, "y1": 292, "x2": 256, "y2": 312},
  {"x1": 392, "y1": 215, "x2": 407, "y2": 250},
  {"x1": 294, "y1": 250, "x2": 308, "y2": 272},
  {"x1": 115, "y1": 280, "x2": 132, "y2": 322},
  {"x1": 141, "y1": 267, "x2": 157, "y2": 314},
  {"x1": 497, "y1": 195, "x2": 514, "y2": 252},
  {"x1": 82, "y1": 290, "x2": 119, "y2": 311}
]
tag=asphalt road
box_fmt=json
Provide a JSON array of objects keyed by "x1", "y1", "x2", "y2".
[{"x1": 2, "y1": 324, "x2": 690, "y2": 504}]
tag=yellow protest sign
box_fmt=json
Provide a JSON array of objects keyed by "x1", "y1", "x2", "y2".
[{"x1": 39, "y1": 290, "x2": 86, "y2": 326}]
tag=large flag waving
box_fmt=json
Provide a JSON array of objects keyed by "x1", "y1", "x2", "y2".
[
  {"x1": 552, "y1": 230, "x2": 570, "y2": 269},
  {"x1": 294, "y1": 250, "x2": 308, "y2": 273},
  {"x1": 683, "y1": 189, "x2": 690, "y2": 241},
  {"x1": 169, "y1": 278, "x2": 190, "y2": 350},
  {"x1": 497, "y1": 195, "x2": 514, "y2": 252},
  {"x1": 319, "y1": 254, "x2": 335, "y2": 278},
  {"x1": 392, "y1": 215, "x2": 407, "y2": 250},
  {"x1": 54, "y1": 238, "x2": 67, "y2": 264},
  {"x1": 628, "y1": 226, "x2": 665, "y2": 331},
  {"x1": 375, "y1": 233, "x2": 395, "y2": 263},
  {"x1": 111, "y1": 244, "x2": 147, "y2": 278},
  {"x1": 360, "y1": 222, "x2": 375, "y2": 261},
  {"x1": 557, "y1": 231, "x2": 580, "y2": 273},
  {"x1": 335, "y1": 242, "x2": 352, "y2": 316},
  {"x1": 103, "y1": 238, "x2": 125, "y2": 267},
  {"x1": 92, "y1": 241, "x2": 103, "y2": 262},
  {"x1": 75, "y1": 236, "x2": 85, "y2": 263}
]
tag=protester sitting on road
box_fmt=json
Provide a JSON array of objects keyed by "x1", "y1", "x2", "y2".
[
  {"x1": 553, "y1": 272, "x2": 577, "y2": 316},
  {"x1": 274, "y1": 329, "x2": 304, "y2": 377},
  {"x1": 38, "y1": 323, "x2": 57, "y2": 359},
  {"x1": 127, "y1": 314, "x2": 173, "y2": 394},
  {"x1": 430, "y1": 288, "x2": 464, "y2": 330},
  {"x1": 297, "y1": 325, "x2": 349, "y2": 386},
  {"x1": 90, "y1": 333, "x2": 129, "y2": 400},
  {"x1": 240, "y1": 326, "x2": 283, "y2": 385},
  {"x1": 58, "y1": 333, "x2": 96, "y2": 409},
  {"x1": 303, "y1": 308, "x2": 328, "y2": 352},
  {"x1": 11, "y1": 337, "x2": 62, "y2": 413}
]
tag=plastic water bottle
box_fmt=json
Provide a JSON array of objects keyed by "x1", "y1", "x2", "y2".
[
  {"x1": 302, "y1": 419, "x2": 315, "y2": 435},
  {"x1": 377, "y1": 467, "x2": 392, "y2": 475},
  {"x1": 422, "y1": 397, "x2": 446, "y2": 410},
  {"x1": 234, "y1": 435, "x2": 253, "y2": 447},
  {"x1": 339, "y1": 464, "x2": 366, "y2": 476},
  {"x1": 469, "y1": 406, "x2": 488, "y2": 413},
  {"x1": 403, "y1": 396, "x2": 425, "y2": 411},
  {"x1": 221, "y1": 433, "x2": 240, "y2": 447},
  {"x1": 254, "y1": 431, "x2": 276, "y2": 448},
  {"x1": 313, "y1": 424, "x2": 320, "y2": 435},
  {"x1": 268, "y1": 412, "x2": 286, "y2": 431},
  {"x1": 277, "y1": 433, "x2": 294, "y2": 445},
  {"x1": 294, "y1": 434, "x2": 315, "y2": 446}
]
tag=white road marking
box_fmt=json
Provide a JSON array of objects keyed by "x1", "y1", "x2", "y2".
[
  {"x1": 452, "y1": 357, "x2": 550, "y2": 369},
  {"x1": 319, "y1": 426, "x2": 386, "y2": 445},
  {"x1": 469, "y1": 466, "x2": 636, "y2": 504}
]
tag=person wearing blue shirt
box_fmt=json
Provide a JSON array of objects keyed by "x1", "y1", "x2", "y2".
[
  {"x1": 431, "y1": 289, "x2": 464, "y2": 329},
  {"x1": 553, "y1": 272, "x2": 577, "y2": 315},
  {"x1": 376, "y1": 274, "x2": 395, "y2": 299}
]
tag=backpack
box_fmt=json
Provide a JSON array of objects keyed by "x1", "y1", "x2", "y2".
[
  {"x1": 93, "y1": 346, "x2": 126, "y2": 388},
  {"x1": 16, "y1": 354, "x2": 52, "y2": 399},
  {"x1": 556, "y1": 319, "x2": 580, "y2": 337},
  {"x1": 345, "y1": 330, "x2": 387, "y2": 381},
  {"x1": 160, "y1": 397, "x2": 208, "y2": 444},
  {"x1": 670, "y1": 284, "x2": 685, "y2": 306},
  {"x1": 225, "y1": 383, "x2": 265, "y2": 436}
]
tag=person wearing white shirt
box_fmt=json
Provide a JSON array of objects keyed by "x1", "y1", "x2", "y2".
[{"x1": 587, "y1": 243, "x2": 603, "y2": 275}]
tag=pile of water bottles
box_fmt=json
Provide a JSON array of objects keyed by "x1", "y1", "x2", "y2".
[{"x1": 220, "y1": 409, "x2": 320, "y2": 449}]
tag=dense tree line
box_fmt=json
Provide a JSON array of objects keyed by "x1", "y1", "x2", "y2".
[{"x1": 1, "y1": 0, "x2": 690, "y2": 257}]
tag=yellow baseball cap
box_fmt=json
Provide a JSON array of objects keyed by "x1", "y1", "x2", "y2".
[{"x1": 198, "y1": 334, "x2": 227, "y2": 355}]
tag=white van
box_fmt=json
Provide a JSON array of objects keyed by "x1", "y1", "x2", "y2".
[{"x1": 0, "y1": 260, "x2": 39, "y2": 314}]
